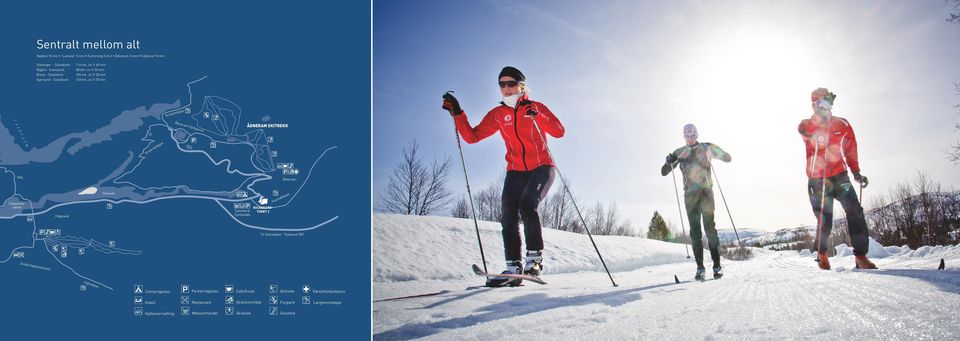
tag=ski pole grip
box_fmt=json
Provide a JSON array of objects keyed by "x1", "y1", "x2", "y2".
[
  {"x1": 442, "y1": 91, "x2": 457, "y2": 111},
  {"x1": 519, "y1": 100, "x2": 537, "y2": 116}
]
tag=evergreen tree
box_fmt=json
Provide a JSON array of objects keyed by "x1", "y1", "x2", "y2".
[{"x1": 647, "y1": 211, "x2": 671, "y2": 241}]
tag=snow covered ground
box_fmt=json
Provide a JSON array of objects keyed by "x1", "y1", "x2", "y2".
[{"x1": 373, "y1": 214, "x2": 960, "y2": 340}]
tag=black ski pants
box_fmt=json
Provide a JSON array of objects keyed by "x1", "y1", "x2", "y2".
[
  {"x1": 501, "y1": 165, "x2": 556, "y2": 261},
  {"x1": 808, "y1": 171, "x2": 869, "y2": 255},
  {"x1": 686, "y1": 187, "x2": 720, "y2": 269}
]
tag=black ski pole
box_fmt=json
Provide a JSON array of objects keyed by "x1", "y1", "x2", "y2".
[
  {"x1": 445, "y1": 91, "x2": 488, "y2": 273},
  {"x1": 814, "y1": 122, "x2": 830, "y2": 257},
  {"x1": 708, "y1": 159, "x2": 743, "y2": 250},
  {"x1": 527, "y1": 109, "x2": 618, "y2": 287},
  {"x1": 670, "y1": 169, "x2": 692, "y2": 258},
  {"x1": 859, "y1": 181, "x2": 864, "y2": 204}
]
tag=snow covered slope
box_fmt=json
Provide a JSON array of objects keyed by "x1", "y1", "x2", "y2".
[
  {"x1": 373, "y1": 214, "x2": 960, "y2": 340},
  {"x1": 373, "y1": 214, "x2": 691, "y2": 282}
]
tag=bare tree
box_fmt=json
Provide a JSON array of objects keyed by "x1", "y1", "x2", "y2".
[
  {"x1": 587, "y1": 202, "x2": 608, "y2": 235},
  {"x1": 951, "y1": 82, "x2": 960, "y2": 164},
  {"x1": 603, "y1": 202, "x2": 620, "y2": 234},
  {"x1": 472, "y1": 174, "x2": 505, "y2": 222},
  {"x1": 542, "y1": 188, "x2": 580, "y2": 233},
  {"x1": 949, "y1": 0, "x2": 960, "y2": 162},
  {"x1": 418, "y1": 157, "x2": 455, "y2": 215},
  {"x1": 862, "y1": 171, "x2": 960, "y2": 248},
  {"x1": 616, "y1": 218, "x2": 636, "y2": 237},
  {"x1": 451, "y1": 195, "x2": 470, "y2": 218},
  {"x1": 949, "y1": 0, "x2": 960, "y2": 24},
  {"x1": 378, "y1": 140, "x2": 453, "y2": 215}
]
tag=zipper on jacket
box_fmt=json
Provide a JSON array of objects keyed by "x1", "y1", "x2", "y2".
[{"x1": 510, "y1": 104, "x2": 529, "y2": 171}]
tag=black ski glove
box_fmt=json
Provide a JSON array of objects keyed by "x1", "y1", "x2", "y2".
[
  {"x1": 442, "y1": 92, "x2": 463, "y2": 115},
  {"x1": 853, "y1": 172, "x2": 869, "y2": 188},
  {"x1": 519, "y1": 99, "x2": 538, "y2": 117},
  {"x1": 665, "y1": 153, "x2": 678, "y2": 165}
]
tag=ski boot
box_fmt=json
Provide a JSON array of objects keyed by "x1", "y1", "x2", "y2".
[
  {"x1": 486, "y1": 260, "x2": 523, "y2": 287},
  {"x1": 816, "y1": 252, "x2": 831, "y2": 270},
  {"x1": 694, "y1": 267, "x2": 706, "y2": 282},
  {"x1": 524, "y1": 250, "x2": 543, "y2": 277},
  {"x1": 854, "y1": 255, "x2": 877, "y2": 269},
  {"x1": 712, "y1": 265, "x2": 723, "y2": 280}
]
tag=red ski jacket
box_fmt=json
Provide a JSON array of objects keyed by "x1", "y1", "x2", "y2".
[
  {"x1": 454, "y1": 94, "x2": 565, "y2": 171},
  {"x1": 798, "y1": 115, "x2": 860, "y2": 179}
]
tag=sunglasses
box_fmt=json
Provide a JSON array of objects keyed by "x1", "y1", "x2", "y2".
[{"x1": 498, "y1": 80, "x2": 520, "y2": 88}]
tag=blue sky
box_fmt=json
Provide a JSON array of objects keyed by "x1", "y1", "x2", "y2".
[{"x1": 374, "y1": 0, "x2": 960, "y2": 232}]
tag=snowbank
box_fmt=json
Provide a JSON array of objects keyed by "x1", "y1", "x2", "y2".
[
  {"x1": 372, "y1": 214, "x2": 691, "y2": 282},
  {"x1": 834, "y1": 237, "x2": 891, "y2": 258}
]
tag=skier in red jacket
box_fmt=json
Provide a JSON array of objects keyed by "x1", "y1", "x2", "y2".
[
  {"x1": 799, "y1": 87, "x2": 876, "y2": 270},
  {"x1": 442, "y1": 66, "x2": 565, "y2": 286}
]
